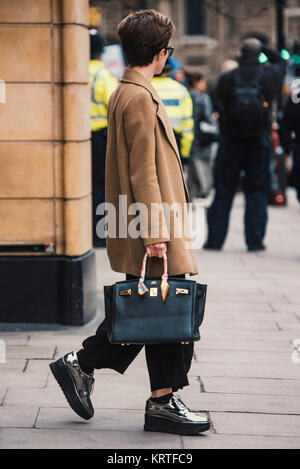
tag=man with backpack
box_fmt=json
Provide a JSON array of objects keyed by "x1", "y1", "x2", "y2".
[{"x1": 204, "y1": 38, "x2": 286, "y2": 252}]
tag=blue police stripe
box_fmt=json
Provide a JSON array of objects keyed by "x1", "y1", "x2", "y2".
[{"x1": 162, "y1": 99, "x2": 180, "y2": 106}]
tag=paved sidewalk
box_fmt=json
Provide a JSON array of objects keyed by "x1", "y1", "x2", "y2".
[{"x1": 1, "y1": 190, "x2": 300, "y2": 449}]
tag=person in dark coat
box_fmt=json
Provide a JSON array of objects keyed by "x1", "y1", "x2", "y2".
[
  {"x1": 280, "y1": 89, "x2": 300, "y2": 204},
  {"x1": 186, "y1": 71, "x2": 218, "y2": 199},
  {"x1": 204, "y1": 38, "x2": 286, "y2": 252}
]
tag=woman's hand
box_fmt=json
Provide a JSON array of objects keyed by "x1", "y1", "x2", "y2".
[{"x1": 146, "y1": 243, "x2": 167, "y2": 258}]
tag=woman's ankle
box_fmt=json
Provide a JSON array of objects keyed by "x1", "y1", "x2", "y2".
[{"x1": 151, "y1": 387, "x2": 172, "y2": 398}]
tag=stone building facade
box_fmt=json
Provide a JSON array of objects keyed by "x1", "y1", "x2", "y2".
[
  {"x1": 285, "y1": 0, "x2": 300, "y2": 46},
  {"x1": 93, "y1": 0, "x2": 300, "y2": 77},
  {"x1": 0, "y1": 0, "x2": 97, "y2": 324}
]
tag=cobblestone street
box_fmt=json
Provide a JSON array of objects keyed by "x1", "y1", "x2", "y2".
[{"x1": 1, "y1": 190, "x2": 300, "y2": 449}]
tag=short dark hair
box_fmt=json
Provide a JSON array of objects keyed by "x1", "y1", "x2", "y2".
[
  {"x1": 185, "y1": 71, "x2": 205, "y2": 89},
  {"x1": 117, "y1": 9, "x2": 175, "y2": 67}
]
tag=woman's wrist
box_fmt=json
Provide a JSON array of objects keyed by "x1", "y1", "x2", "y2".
[{"x1": 146, "y1": 242, "x2": 167, "y2": 258}]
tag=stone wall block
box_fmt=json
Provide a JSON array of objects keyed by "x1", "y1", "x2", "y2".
[
  {"x1": 0, "y1": 26, "x2": 52, "y2": 82},
  {"x1": 0, "y1": 84, "x2": 53, "y2": 140},
  {"x1": 63, "y1": 84, "x2": 90, "y2": 141},
  {"x1": 63, "y1": 141, "x2": 92, "y2": 199},
  {"x1": 64, "y1": 196, "x2": 92, "y2": 256},
  {"x1": 0, "y1": 199, "x2": 54, "y2": 243},
  {"x1": 62, "y1": 0, "x2": 89, "y2": 25},
  {"x1": 62, "y1": 25, "x2": 89, "y2": 83},
  {"x1": 0, "y1": 143, "x2": 54, "y2": 198},
  {"x1": 0, "y1": 0, "x2": 51, "y2": 23}
]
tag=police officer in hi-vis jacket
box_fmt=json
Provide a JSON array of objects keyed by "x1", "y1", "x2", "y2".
[{"x1": 89, "y1": 29, "x2": 118, "y2": 247}]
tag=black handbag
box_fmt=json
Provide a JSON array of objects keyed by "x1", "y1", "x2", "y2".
[{"x1": 104, "y1": 253, "x2": 207, "y2": 345}]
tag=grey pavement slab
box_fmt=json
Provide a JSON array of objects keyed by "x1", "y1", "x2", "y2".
[
  {"x1": 0, "y1": 406, "x2": 38, "y2": 428},
  {"x1": 254, "y1": 275, "x2": 300, "y2": 287},
  {"x1": 4, "y1": 386, "x2": 70, "y2": 409},
  {"x1": 194, "y1": 349, "x2": 292, "y2": 365},
  {"x1": 0, "y1": 388, "x2": 8, "y2": 404},
  {"x1": 26, "y1": 335, "x2": 86, "y2": 356},
  {"x1": 207, "y1": 293, "x2": 288, "y2": 303},
  {"x1": 1, "y1": 359, "x2": 49, "y2": 388},
  {"x1": 211, "y1": 412, "x2": 300, "y2": 438},
  {"x1": 202, "y1": 329, "x2": 296, "y2": 340},
  {"x1": 181, "y1": 391, "x2": 300, "y2": 415},
  {"x1": 206, "y1": 302, "x2": 274, "y2": 312},
  {"x1": 27, "y1": 334, "x2": 80, "y2": 345},
  {"x1": 22, "y1": 359, "x2": 53, "y2": 373},
  {"x1": 36, "y1": 406, "x2": 145, "y2": 432},
  {"x1": 0, "y1": 333, "x2": 30, "y2": 346},
  {"x1": 200, "y1": 376, "x2": 300, "y2": 396},
  {"x1": 198, "y1": 336, "x2": 294, "y2": 352},
  {"x1": 189, "y1": 361, "x2": 300, "y2": 380},
  {"x1": 204, "y1": 310, "x2": 295, "y2": 322},
  {"x1": 271, "y1": 303, "x2": 300, "y2": 313},
  {"x1": 182, "y1": 434, "x2": 300, "y2": 449},
  {"x1": 277, "y1": 321, "x2": 300, "y2": 331},
  {"x1": 259, "y1": 283, "x2": 300, "y2": 294},
  {"x1": 285, "y1": 295, "x2": 300, "y2": 304},
  {"x1": 6, "y1": 345, "x2": 57, "y2": 360},
  {"x1": 0, "y1": 428, "x2": 182, "y2": 449},
  {"x1": 0, "y1": 371, "x2": 49, "y2": 389},
  {"x1": 201, "y1": 320, "x2": 279, "y2": 331}
]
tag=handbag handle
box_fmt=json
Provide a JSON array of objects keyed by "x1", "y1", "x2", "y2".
[{"x1": 138, "y1": 252, "x2": 169, "y2": 302}]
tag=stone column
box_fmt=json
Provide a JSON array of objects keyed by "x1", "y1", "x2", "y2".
[{"x1": 0, "y1": 0, "x2": 97, "y2": 325}]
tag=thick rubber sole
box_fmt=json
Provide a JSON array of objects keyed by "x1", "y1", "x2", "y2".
[
  {"x1": 49, "y1": 358, "x2": 93, "y2": 421},
  {"x1": 144, "y1": 414, "x2": 211, "y2": 436}
]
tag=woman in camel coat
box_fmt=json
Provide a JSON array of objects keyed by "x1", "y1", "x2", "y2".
[
  {"x1": 50, "y1": 9, "x2": 210, "y2": 436},
  {"x1": 105, "y1": 66, "x2": 198, "y2": 278}
]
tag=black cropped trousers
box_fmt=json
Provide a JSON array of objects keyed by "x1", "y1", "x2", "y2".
[{"x1": 77, "y1": 274, "x2": 194, "y2": 392}]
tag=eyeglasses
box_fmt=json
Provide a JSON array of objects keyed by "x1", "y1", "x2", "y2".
[{"x1": 164, "y1": 46, "x2": 174, "y2": 58}]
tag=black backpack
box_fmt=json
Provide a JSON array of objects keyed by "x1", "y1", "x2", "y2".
[{"x1": 228, "y1": 67, "x2": 270, "y2": 139}]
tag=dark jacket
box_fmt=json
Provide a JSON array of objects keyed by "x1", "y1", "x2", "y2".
[
  {"x1": 280, "y1": 93, "x2": 300, "y2": 195},
  {"x1": 216, "y1": 46, "x2": 286, "y2": 138},
  {"x1": 189, "y1": 90, "x2": 214, "y2": 159},
  {"x1": 280, "y1": 93, "x2": 300, "y2": 153}
]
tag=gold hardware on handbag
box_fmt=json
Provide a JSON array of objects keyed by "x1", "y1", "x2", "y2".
[
  {"x1": 181, "y1": 341, "x2": 190, "y2": 345},
  {"x1": 119, "y1": 289, "x2": 132, "y2": 296},
  {"x1": 150, "y1": 287, "x2": 158, "y2": 296},
  {"x1": 176, "y1": 288, "x2": 189, "y2": 295}
]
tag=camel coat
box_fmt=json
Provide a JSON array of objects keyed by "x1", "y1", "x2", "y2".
[{"x1": 105, "y1": 67, "x2": 199, "y2": 277}]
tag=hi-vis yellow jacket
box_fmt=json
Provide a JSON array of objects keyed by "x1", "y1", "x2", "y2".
[
  {"x1": 89, "y1": 59, "x2": 118, "y2": 132},
  {"x1": 152, "y1": 76, "x2": 194, "y2": 158}
]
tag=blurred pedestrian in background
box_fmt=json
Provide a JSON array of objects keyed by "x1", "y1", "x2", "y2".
[
  {"x1": 280, "y1": 87, "x2": 300, "y2": 206},
  {"x1": 186, "y1": 71, "x2": 219, "y2": 200},
  {"x1": 168, "y1": 57, "x2": 188, "y2": 86},
  {"x1": 220, "y1": 59, "x2": 239, "y2": 74},
  {"x1": 204, "y1": 38, "x2": 286, "y2": 252},
  {"x1": 152, "y1": 59, "x2": 194, "y2": 170},
  {"x1": 89, "y1": 29, "x2": 118, "y2": 247}
]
